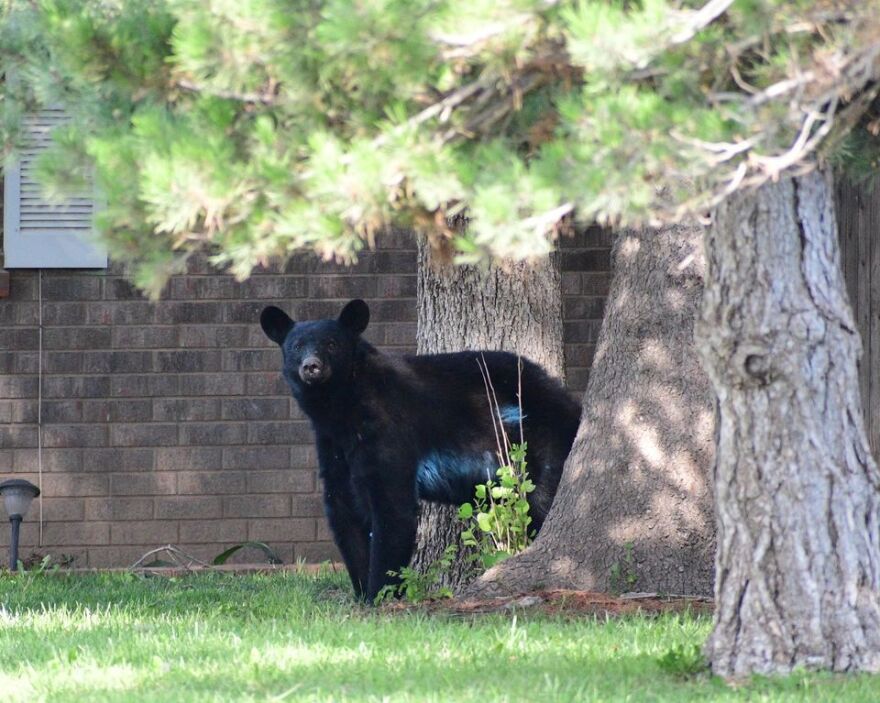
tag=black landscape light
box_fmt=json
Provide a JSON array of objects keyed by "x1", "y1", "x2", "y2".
[{"x1": 0, "y1": 479, "x2": 40, "y2": 571}]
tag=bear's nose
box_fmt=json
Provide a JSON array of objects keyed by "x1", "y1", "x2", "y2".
[{"x1": 300, "y1": 356, "x2": 324, "y2": 381}]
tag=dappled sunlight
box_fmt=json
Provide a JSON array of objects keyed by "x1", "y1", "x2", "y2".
[{"x1": 616, "y1": 401, "x2": 667, "y2": 471}]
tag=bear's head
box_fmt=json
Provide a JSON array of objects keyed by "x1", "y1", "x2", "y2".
[{"x1": 260, "y1": 299, "x2": 370, "y2": 389}]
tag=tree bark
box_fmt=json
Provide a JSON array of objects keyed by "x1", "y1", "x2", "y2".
[
  {"x1": 465, "y1": 223, "x2": 716, "y2": 598},
  {"x1": 700, "y1": 168, "x2": 880, "y2": 677},
  {"x1": 412, "y1": 237, "x2": 564, "y2": 589}
]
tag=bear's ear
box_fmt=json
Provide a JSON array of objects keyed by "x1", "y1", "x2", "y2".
[
  {"x1": 338, "y1": 299, "x2": 370, "y2": 335},
  {"x1": 260, "y1": 306, "x2": 295, "y2": 346}
]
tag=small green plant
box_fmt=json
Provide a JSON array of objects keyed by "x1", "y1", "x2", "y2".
[
  {"x1": 459, "y1": 442, "x2": 535, "y2": 569},
  {"x1": 609, "y1": 541, "x2": 639, "y2": 595},
  {"x1": 375, "y1": 544, "x2": 458, "y2": 604},
  {"x1": 657, "y1": 644, "x2": 709, "y2": 678}
]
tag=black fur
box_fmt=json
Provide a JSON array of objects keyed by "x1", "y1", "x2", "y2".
[{"x1": 261, "y1": 299, "x2": 580, "y2": 601}]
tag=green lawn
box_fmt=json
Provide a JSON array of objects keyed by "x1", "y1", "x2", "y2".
[{"x1": 0, "y1": 570, "x2": 877, "y2": 702}]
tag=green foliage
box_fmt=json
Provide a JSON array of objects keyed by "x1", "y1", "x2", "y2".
[
  {"x1": 459, "y1": 442, "x2": 535, "y2": 569},
  {"x1": 375, "y1": 543, "x2": 457, "y2": 604},
  {"x1": 609, "y1": 541, "x2": 639, "y2": 595},
  {"x1": 657, "y1": 643, "x2": 709, "y2": 679},
  {"x1": 1, "y1": 1, "x2": 877, "y2": 294}
]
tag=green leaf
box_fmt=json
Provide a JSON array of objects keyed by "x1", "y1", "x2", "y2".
[
  {"x1": 458, "y1": 503, "x2": 473, "y2": 519},
  {"x1": 476, "y1": 512, "x2": 493, "y2": 533},
  {"x1": 212, "y1": 541, "x2": 283, "y2": 566}
]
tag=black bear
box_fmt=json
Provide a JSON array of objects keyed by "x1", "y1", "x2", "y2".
[{"x1": 261, "y1": 299, "x2": 580, "y2": 601}]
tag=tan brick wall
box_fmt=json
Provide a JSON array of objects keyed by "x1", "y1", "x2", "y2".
[{"x1": 0, "y1": 229, "x2": 609, "y2": 567}]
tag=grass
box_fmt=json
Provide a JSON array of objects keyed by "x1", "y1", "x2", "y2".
[{"x1": 0, "y1": 570, "x2": 877, "y2": 702}]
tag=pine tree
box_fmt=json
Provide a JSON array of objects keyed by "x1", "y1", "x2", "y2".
[{"x1": 3, "y1": 0, "x2": 880, "y2": 677}]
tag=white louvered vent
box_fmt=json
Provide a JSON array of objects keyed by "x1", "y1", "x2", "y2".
[{"x1": 3, "y1": 108, "x2": 107, "y2": 268}]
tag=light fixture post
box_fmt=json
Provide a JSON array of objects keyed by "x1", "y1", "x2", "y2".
[
  {"x1": 0, "y1": 479, "x2": 40, "y2": 572},
  {"x1": 9, "y1": 515, "x2": 21, "y2": 571}
]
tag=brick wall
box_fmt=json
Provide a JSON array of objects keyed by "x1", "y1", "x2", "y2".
[{"x1": 0, "y1": 229, "x2": 610, "y2": 567}]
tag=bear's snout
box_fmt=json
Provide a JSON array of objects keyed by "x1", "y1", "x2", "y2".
[{"x1": 300, "y1": 356, "x2": 330, "y2": 384}]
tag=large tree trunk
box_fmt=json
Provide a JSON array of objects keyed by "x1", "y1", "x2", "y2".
[
  {"x1": 465, "y1": 223, "x2": 716, "y2": 598},
  {"x1": 412, "y1": 238, "x2": 564, "y2": 589},
  {"x1": 700, "y1": 168, "x2": 880, "y2": 677}
]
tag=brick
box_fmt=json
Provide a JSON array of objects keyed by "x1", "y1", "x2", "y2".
[
  {"x1": 179, "y1": 519, "x2": 248, "y2": 543},
  {"x1": 104, "y1": 278, "x2": 146, "y2": 301},
  {"x1": 83, "y1": 399, "x2": 153, "y2": 423},
  {"x1": 156, "y1": 447, "x2": 223, "y2": 471},
  {"x1": 561, "y1": 272, "x2": 582, "y2": 295},
  {"x1": 166, "y1": 302, "x2": 225, "y2": 324},
  {"x1": 111, "y1": 520, "x2": 178, "y2": 545},
  {"x1": 156, "y1": 350, "x2": 222, "y2": 373},
  {"x1": 109, "y1": 472, "x2": 176, "y2": 496},
  {"x1": 0, "y1": 328, "x2": 38, "y2": 349},
  {"x1": 214, "y1": 326, "x2": 249, "y2": 347},
  {"x1": 248, "y1": 518, "x2": 315, "y2": 542},
  {"x1": 564, "y1": 344, "x2": 597, "y2": 368},
  {"x1": 290, "y1": 446, "x2": 316, "y2": 469},
  {"x1": 40, "y1": 302, "x2": 88, "y2": 325},
  {"x1": 563, "y1": 297, "x2": 607, "y2": 320},
  {"x1": 309, "y1": 276, "x2": 377, "y2": 300},
  {"x1": 179, "y1": 422, "x2": 247, "y2": 446},
  {"x1": 376, "y1": 275, "x2": 416, "y2": 298},
  {"x1": 41, "y1": 497, "x2": 85, "y2": 522},
  {"x1": 110, "y1": 424, "x2": 178, "y2": 447},
  {"x1": 291, "y1": 494, "x2": 325, "y2": 517},
  {"x1": 373, "y1": 251, "x2": 416, "y2": 273},
  {"x1": 581, "y1": 272, "x2": 613, "y2": 296},
  {"x1": 43, "y1": 327, "x2": 111, "y2": 350},
  {"x1": 41, "y1": 473, "x2": 108, "y2": 497},
  {"x1": 110, "y1": 374, "x2": 180, "y2": 398},
  {"x1": 42, "y1": 521, "x2": 110, "y2": 546},
  {"x1": 247, "y1": 470, "x2": 314, "y2": 494},
  {"x1": 238, "y1": 276, "x2": 309, "y2": 299},
  {"x1": 383, "y1": 322, "x2": 416, "y2": 346},
  {"x1": 563, "y1": 320, "x2": 603, "y2": 344},
  {"x1": 247, "y1": 421, "x2": 312, "y2": 445},
  {"x1": 88, "y1": 546, "x2": 155, "y2": 568},
  {"x1": 88, "y1": 302, "x2": 157, "y2": 325},
  {"x1": 85, "y1": 497, "x2": 154, "y2": 521},
  {"x1": 296, "y1": 542, "x2": 341, "y2": 563},
  {"x1": 223, "y1": 447, "x2": 291, "y2": 470},
  {"x1": 42, "y1": 376, "x2": 110, "y2": 399},
  {"x1": 224, "y1": 301, "x2": 271, "y2": 324},
  {"x1": 155, "y1": 496, "x2": 222, "y2": 519},
  {"x1": 83, "y1": 351, "x2": 153, "y2": 374},
  {"x1": 14, "y1": 448, "x2": 83, "y2": 472},
  {"x1": 112, "y1": 326, "x2": 179, "y2": 348},
  {"x1": 0, "y1": 351, "x2": 39, "y2": 374},
  {"x1": 153, "y1": 398, "x2": 221, "y2": 422},
  {"x1": 177, "y1": 471, "x2": 246, "y2": 495},
  {"x1": 221, "y1": 398, "x2": 289, "y2": 421},
  {"x1": 43, "y1": 352, "x2": 85, "y2": 374},
  {"x1": 43, "y1": 424, "x2": 107, "y2": 448},
  {"x1": 560, "y1": 249, "x2": 612, "y2": 273},
  {"x1": 169, "y1": 276, "x2": 239, "y2": 300},
  {"x1": 0, "y1": 376, "x2": 38, "y2": 399},
  {"x1": 41, "y1": 276, "x2": 102, "y2": 301},
  {"x1": 83, "y1": 448, "x2": 154, "y2": 472},
  {"x1": 222, "y1": 349, "x2": 279, "y2": 372},
  {"x1": 371, "y1": 299, "x2": 416, "y2": 322},
  {"x1": 245, "y1": 372, "x2": 287, "y2": 396},
  {"x1": 178, "y1": 373, "x2": 245, "y2": 396},
  {"x1": 0, "y1": 399, "x2": 38, "y2": 423},
  {"x1": 177, "y1": 326, "x2": 220, "y2": 348},
  {"x1": 223, "y1": 494, "x2": 289, "y2": 518}
]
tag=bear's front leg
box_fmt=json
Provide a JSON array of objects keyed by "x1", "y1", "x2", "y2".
[
  {"x1": 317, "y1": 438, "x2": 371, "y2": 600},
  {"x1": 359, "y1": 472, "x2": 419, "y2": 603}
]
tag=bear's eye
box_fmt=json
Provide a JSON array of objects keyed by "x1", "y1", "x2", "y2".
[
  {"x1": 293, "y1": 341, "x2": 303, "y2": 351},
  {"x1": 327, "y1": 341, "x2": 338, "y2": 353}
]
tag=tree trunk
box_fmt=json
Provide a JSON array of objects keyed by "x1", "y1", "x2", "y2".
[
  {"x1": 700, "y1": 168, "x2": 880, "y2": 677},
  {"x1": 412, "y1": 238, "x2": 564, "y2": 589},
  {"x1": 465, "y1": 223, "x2": 716, "y2": 598}
]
